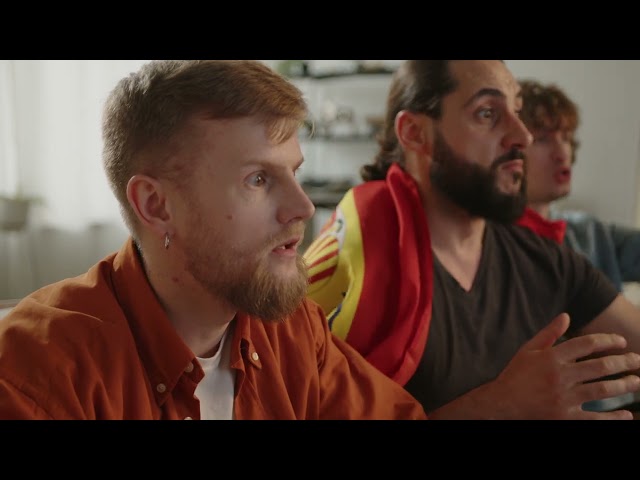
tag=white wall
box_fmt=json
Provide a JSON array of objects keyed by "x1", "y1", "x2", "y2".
[{"x1": 0, "y1": 61, "x2": 144, "y2": 299}]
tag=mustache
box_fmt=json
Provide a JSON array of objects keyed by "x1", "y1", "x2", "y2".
[
  {"x1": 268, "y1": 222, "x2": 306, "y2": 248},
  {"x1": 492, "y1": 148, "x2": 526, "y2": 169}
]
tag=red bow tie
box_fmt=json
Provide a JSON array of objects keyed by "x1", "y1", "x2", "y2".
[{"x1": 515, "y1": 207, "x2": 567, "y2": 244}]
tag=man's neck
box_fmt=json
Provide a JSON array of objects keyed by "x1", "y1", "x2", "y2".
[
  {"x1": 527, "y1": 201, "x2": 551, "y2": 219},
  {"x1": 423, "y1": 188, "x2": 486, "y2": 252},
  {"x1": 423, "y1": 188, "x2": 486, "y2": 291},
  {"x1": 139, "y1": 244, "x2": 236, "y2": 358}
]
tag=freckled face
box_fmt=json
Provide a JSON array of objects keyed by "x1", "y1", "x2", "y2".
[
  {"x1": 170, "y1": 116, "x2": 316, "y2": 320},
  {"x1": 525, "y1": 126, "x2": 574, "y2": 204}
]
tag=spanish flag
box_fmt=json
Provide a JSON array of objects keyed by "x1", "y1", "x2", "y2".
[{"x1": 304, "y1": 163, "x2": 566, "y2": 386}]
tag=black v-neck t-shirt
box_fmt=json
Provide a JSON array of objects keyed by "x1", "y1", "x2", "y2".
[{"x1": 404, "y1": 221, "x2": 619, "y2": 413}]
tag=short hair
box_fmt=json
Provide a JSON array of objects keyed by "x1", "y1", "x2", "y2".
[
  {"x1": 361, "y1": 60, "x2": 458, "y2": 181},
  {"x1": 519, "y1": 79, "x2": 580, "y2": 162},
  {"x1": 102, "y1": 60, "x2": 308, "y2": 237}
]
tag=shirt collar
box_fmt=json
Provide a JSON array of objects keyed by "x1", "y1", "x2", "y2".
[{"x1": 110, "y1": 237, "x2": 198, "y2": 404}]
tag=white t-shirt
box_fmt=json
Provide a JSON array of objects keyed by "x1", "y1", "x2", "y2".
[{"x1": 194, "y1": 322, "x2": 236, "y2": 420}]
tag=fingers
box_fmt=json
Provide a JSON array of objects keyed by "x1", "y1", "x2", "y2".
[
  {"x1": 553, "y1": 332, "x2": 629, "y2": 363},
  {"x1": 523, "y1": 312, "x2": 570, "y2": 351},
  {"x1": 580, "y1": 409, "x2": 635, "y2": 420},
  {"x1": 576, "y1": 372, "x2": 640, "y2": 403},
  {"x1": 571, "y1": 353, "x2": 640, "y2": 385}
]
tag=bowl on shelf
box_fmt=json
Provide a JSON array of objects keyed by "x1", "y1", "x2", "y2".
[
  {"x1": 0, "y1": 196, "x2": 32, "y2": 232},
  {"x1": 365, "y1": 115, "x2": 385, "y2": 138}
]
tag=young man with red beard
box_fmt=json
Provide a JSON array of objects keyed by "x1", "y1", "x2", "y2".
[
  {"x1": 304, "y1": 60, "x2": 640, "y2": 419},
  {"x1": 0, "y1": 60, "x2": 426, "y2": 420}
]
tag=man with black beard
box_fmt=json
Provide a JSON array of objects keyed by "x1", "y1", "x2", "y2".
[
  {"x1": 304, "y1": 60, "x2": 640, "y2": 419},
  {"x1": 430, "y1": 131, "x2": 528, "y2": 223},
  {"x1": 0, "y1": 60, "x2": 428, "y2": 420}
]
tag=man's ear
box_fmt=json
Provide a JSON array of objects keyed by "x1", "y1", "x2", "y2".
[
  {"x1": 395, "y1": 110, "x2": 433, "y2": 155},
  {"x1": 126, "y1": 174, "x2": 172, "y2": 237}
]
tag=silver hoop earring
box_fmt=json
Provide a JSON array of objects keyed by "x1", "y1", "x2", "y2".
[{"x1": 164, "y1": 233, "x2": 170, "y2": 250}]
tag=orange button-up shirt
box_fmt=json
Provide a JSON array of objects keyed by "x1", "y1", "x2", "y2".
[{"x1": 0, "y1": 238, "x2": 426, "y2": 420}]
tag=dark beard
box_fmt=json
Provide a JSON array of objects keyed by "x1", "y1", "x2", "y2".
[{"x1": 429, "y1": 130, "x2": 527, "y2": 223}]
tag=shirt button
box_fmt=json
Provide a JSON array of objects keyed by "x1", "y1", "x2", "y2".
[
  {"x1": 185, "y1": 362, "x2": 194, "y2": 373},
  {"x1": 156, "y1": 383, "x2": 167, "y2": 393},
  {"x1": 251, "y1": 352, "x2": 259, "y2": 361}
]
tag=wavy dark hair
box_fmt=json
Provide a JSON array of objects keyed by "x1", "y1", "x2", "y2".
[{"x1": 361, "y1": 60, "x2": 457, "y2": 182}]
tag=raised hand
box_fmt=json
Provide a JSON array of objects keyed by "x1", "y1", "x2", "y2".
[
  {"x1": 430, "y1": 313, "x2": 640, "y2": 419},
  {"x1": 489, "y1": 313, "x2": 640, "y2": 419}
]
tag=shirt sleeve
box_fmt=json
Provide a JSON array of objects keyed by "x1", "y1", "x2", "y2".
[
  {"x1": 561, "y1": 243, "x2": 620, "y2": 334},
  {"x1": 609, "y1": 223, "x2": 640, "y2": 282},
  {"x1": 0, "y1": 380, "x2": 54, "y2": 419}
]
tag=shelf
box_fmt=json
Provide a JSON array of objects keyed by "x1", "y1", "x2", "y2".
[
  {"x1": 304, "y1": 191, "x2": 346, "y2": 209},
  {"x1": 299, "y1": 133, "x2": 377, "y2": 143},
  {"x1": 0, "y1": 196, "x2": 31, "y2": 232},
  {"x1": 289, "y1": 68, "x2": 396, "y2": 81},
  {"x1": 302, "y1": 180, "x2": 352, "y2": 209}
]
